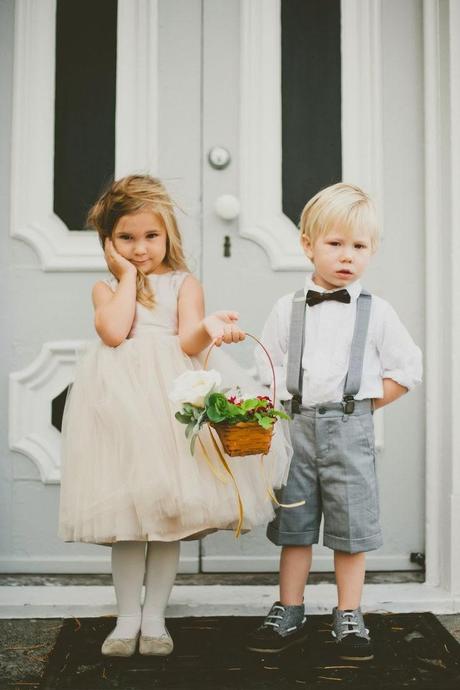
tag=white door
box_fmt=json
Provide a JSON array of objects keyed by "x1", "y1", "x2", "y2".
[
  {"x1": 200, "y1": 0, "x2": 426, "y2": 572},
  {"x1": 5, "y1": 0, "x2": 205, "y2": 574},
  {"x1": 4, "y1": 0, "x2": 425, "y2": 575}
]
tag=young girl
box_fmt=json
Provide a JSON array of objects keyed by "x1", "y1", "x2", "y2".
[{"x1": 58, "y1": 175, "x2": 289, "y2": 658}]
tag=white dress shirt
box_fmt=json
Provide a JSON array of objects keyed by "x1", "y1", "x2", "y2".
[{"x1": 256, "y1": 275, "x2": 423, "y2": 406}]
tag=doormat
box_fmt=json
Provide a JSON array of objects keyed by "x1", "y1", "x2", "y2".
[{"x1": 39, "y1": 613, "x2": 460, "y2": 690}]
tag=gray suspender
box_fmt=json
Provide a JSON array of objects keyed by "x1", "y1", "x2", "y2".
[
  {"x1": 286, "y1": 288, "x2": 372, "y2": 414},
  {"x1": 286, "y1": 290, "x2": 308, "y2": 413},
  {"x1": 342, "y1": 290, "x2": 372, "y2": 411}
]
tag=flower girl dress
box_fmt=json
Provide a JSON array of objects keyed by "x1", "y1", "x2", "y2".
[{"x1": 59, "y1": 271, "x2": 291, "y2": 544}]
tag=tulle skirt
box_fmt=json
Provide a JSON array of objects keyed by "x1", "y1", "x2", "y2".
[{"x1": 58, "y1": 333, "x2": 291, "y2": 544}]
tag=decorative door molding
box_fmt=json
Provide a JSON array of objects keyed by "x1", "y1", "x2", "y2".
[
  {"x1": 341, "y1": 0, "x2": 383, "y2": 221},
  {"x1": 115, "y1": 0, "x2": 159, "y2": 178},
  {"x1": 10, "y1": 0, "x2": 159, "y2": 272},
  {"x1": 239, "y1": 0, "x2": 299, "y2": 270},
  {"x1": 9, "y1": 341, "x2": 83, "y2": 484},
  {"x1": 239, "y1": 0, "x2": 383, "y2": 270}
]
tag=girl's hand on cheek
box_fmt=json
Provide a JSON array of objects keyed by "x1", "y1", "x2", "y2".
[
  {"x1": 203, "y1": 311, "x2": 246, "y2": 347},
  {"x1": 104, "y1": 239, "x2": 137, "y2": 280}
]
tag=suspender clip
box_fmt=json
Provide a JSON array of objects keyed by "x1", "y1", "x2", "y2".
[{"x1": 342, "y1": 396, "x2": 355, "y2": 415}]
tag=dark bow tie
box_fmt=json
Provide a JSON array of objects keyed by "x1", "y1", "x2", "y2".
[{"x1": 306, "y1": 288, "x2": 351, "y2": 307}]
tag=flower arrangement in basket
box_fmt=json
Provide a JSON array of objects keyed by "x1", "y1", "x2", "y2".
[{"x1": 169, "y1": 335, "x2": 289, "y2": 457}]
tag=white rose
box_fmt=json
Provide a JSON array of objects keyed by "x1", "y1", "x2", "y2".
[{"x1": 169, "y1": 369, "x2": 222, "y2": 408}]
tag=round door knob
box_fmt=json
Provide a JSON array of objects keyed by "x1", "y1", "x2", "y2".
[
  {"x1": 214, "y1": 194, "x2": 240, "y2": 221},
  {"x1": 208, "y1": 146, "x2": 231, "y2": 170}
]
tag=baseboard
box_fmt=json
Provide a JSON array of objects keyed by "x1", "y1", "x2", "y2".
[
  {"x1": 201, "y1": 554, "x2": 421, "y2": 572},
  {"x1": 0, "y1": 554, "x2": 420, "y2": 574},
  {"x1": 0, "y1": 556, "x2": 198, "y2": 574}
]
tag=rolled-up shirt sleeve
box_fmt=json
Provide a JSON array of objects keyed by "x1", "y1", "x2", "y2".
[
  {"x1": 255, "y1": 296, "x2": 292, "y2": 402},
  {"x1": 377, "y1": 303, "x2": 423, "y2": 391}
]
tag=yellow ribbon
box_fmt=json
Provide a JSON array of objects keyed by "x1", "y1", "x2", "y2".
[
  {"x1": 197, "y1": 436, "x2": 230, "y2": 484},
  {"x1": 195, "y1": 425, "x2": 305, "y2": 539},
  {"x1": 195, "y1": 429, "x2": 245, "y2": 537},
  {"x1": 259, "y1": 454, "x2": 306, "y2": 509},
  {"x1": 206, "y1": 427, "x2": 245, "y2": 538}
]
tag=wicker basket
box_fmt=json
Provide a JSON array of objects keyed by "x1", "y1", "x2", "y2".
[
  {"x1": 204, "y1": 333, "x2": 277, "y2": 458},
  {"x1": 210, "y1": 421, "x2": 274, "y2": 457}
]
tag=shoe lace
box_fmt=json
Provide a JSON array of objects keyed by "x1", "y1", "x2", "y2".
[
  {"x1": 262, "y1": 604, "x2": 285, "y2": 629},
  {"x1": 331, "y1": 611, "x2": 370, "y2": 638}
]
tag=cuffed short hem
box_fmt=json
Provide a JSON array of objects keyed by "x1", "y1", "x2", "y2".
[
  {"x1": 323, "y1": 531, "x2": 383, "y2": 553},
  {"x1": 266, "y1": 524, "x2": 319, "y2": 546}
]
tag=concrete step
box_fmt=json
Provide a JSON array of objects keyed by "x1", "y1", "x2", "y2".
[{"x1": 1, "y1": 582, "x2": 459, "y2": 618}]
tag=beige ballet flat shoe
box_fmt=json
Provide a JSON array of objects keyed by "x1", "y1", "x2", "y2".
[
  {"x1": 139, "y1": 628, "x2": 174, "y2": 656},
  {"x1": 101, "y1": 633, "x2": 139, "y2": 657}
]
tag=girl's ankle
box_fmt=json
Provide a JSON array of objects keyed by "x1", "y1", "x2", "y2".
[
  {"x1": 141, "y1": 613, "x2": 167, "y2": 637},
  {"x1": 109, "y1": 613, "x2": 142, "y2": 639}
]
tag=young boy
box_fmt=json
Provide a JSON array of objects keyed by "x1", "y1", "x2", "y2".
[{"x1": 247, "y1": 183, "x2": 422, "y2": 661}]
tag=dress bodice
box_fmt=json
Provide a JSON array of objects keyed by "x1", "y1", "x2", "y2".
[{"x1": 105, "y1": 271, "x2": 189, "y2": 338}]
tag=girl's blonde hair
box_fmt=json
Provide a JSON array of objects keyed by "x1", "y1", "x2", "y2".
[
  {"x1": 87, "y1": 175, "x2": 189, "y2": 308},
  {"x1": 300, "y1": 182, "x2": 380, "y2": 252}
]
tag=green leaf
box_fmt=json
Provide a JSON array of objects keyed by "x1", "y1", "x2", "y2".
[
  {"x1": 221, "y1": 417, "x2": 239, "y2": 426},
  {"x1": 175, "y1": 411, "x2": 193, "y2": 425},
  {"x1": 254, "y1": 413, "x2": 275, "y2": 429},
  {"x1": 272, "y1": 409, "x2": 290, "y2": 420},
  {"x1": 206, "y1": 408, "x2": 227, "y2": 423},
  {"x1": 185, "y1": 422, "x2": 195, "y2": 439},
  {"x1": 197, "y1": 409, "x2": 207, "y2": 424},
  {"x1": 227, "y1": 402, "x2": 246, "y2": 417},
  {"x1": 207, "y1": 392, "x2": 229, "y2": 407},
  {"x1": 193, "y1": 418, "x2": 204, "y2": 436},
  {"x1": 191, "y1": 406, "x2": 203, "y2": 420},
  {"x1": 240, "y1": 398, "x2": 259, "y2": 411},
  {"x1": 204, "y1": 387, "x2": 218, "y2": 407},
  {"x1": 190, "y1": 433, "x2": 197, "y2": 455},
  {"x1": 206, "y1": 392, "x2": 231, "y2": 422}
]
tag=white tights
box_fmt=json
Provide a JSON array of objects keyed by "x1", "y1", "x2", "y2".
[{"x1": 108, "y1": 540, "x2": 180, "y2": 640}]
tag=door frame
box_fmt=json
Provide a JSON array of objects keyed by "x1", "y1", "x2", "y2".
[{"x1": 7, "y1": 0, "x2": 460, "y2": 608}]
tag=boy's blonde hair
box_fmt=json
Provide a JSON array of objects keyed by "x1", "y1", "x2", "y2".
[
  {"x1": 300, "y1": 182, "x2": 379, "y2": 252},
  {"x1": 87, "y1": 175, "x2": 189, "y2": 308}
]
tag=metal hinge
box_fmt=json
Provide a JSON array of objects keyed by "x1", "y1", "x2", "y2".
[{"x1": 410, "y1": 552, "x2": 426, "y2": 569}]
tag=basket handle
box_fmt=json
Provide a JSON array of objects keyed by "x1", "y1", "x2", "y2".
[{"x1": 203, "y1": 332, "x2": 276, "y2": 406}]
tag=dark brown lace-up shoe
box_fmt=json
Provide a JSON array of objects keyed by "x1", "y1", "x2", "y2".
[
  {"x1": 332, "y1": 607, "x2": 374, "y2": 661},
  {"x1": 246, "y1": 601, "x2": 308, "y2": 653}
]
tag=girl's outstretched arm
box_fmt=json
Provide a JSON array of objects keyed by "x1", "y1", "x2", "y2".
[
  {"x1": 92, "y1": 240, "x2": 137, "y2": 347},
  {"x1": 178, "y1": 275, "x2": 245, "y2": 356}
]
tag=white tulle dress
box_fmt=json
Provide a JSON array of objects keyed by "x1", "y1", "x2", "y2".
[{"x1": 58, "y1": 270, "x2": 291, "y2": 545}]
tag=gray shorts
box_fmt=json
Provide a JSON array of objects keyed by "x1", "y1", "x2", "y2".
[{"x1": 267, "y1": 399, "x2": 383, "y2": 553}]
